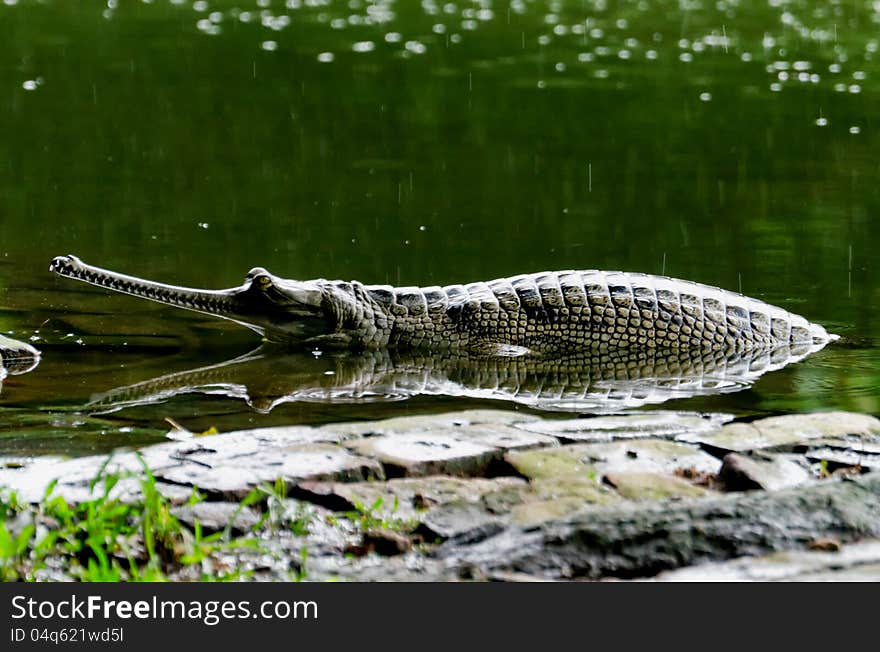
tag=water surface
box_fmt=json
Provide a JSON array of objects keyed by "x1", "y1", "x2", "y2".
[{"x1": 1, "y1": 0, "x2": 877, "y2": 455}]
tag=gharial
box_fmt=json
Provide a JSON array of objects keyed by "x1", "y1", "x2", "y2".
[{"x1": 50, "y1": 254, "x2": 836, "y2": 356}]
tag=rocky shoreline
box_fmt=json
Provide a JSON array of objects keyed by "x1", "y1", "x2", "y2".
[{"x1": 2, "y1": 408, "x2": 879, "y2": 581}]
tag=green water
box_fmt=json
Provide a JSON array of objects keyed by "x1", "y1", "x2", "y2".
[{"x1": 0, "y1": 0, "x2": 878, "y2": 456}]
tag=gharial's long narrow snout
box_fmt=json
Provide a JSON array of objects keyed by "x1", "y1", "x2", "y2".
[
  {"x1": 50, "y1": 254, "x2": 248, "y2": 317},
  {"x1": 50, "y1": 255, "x2": 334, "y2": 343}
]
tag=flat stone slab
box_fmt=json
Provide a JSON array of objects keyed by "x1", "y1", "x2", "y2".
[
  {"x1": 506, "y1": 439, "x2": 719, "y2": 481},
  {"x1": 653, "y1": 539, "x2": 880, "y2": 582},
  {"x1": 171, "y1": 501, "x2": 261, "y2": 534},
  {"x1": 345, "y1": 433, "x2": 500, "y2": 477},
  {"x1": 447, "y1": 424, "x2": 558, "y2": 450},
  {"x1": 294, "y1": 476, "x2": 527, "y2": 520},
  {"x1": 804, "y1": 448, "x2": 880, "y2": 472},
  {"x1": 515, "y1": 411, "x2": 732, "y2": 443},
  {"x1": 0, "y1": 432, "x2": 381, "y2": 502},
  {"x1": 0, "y1": 454, "x2": 193, "y2": 504},
  {"x1": 679, "y1": 412, "x2": 880, "y2": 454},
  {"x1": 505, "y1": 446, "x2": 597, "y2": 481},
  {"x1": 418, "y1": 503, "x2": 506, "y2": 542},
  {"x1": 319, "y1": 409, "x2": 539, "y2": 439},
  {"x1": 156, "y1": 443, "x2": 383, "y2": 499},
  {"x1": 161, "y1": 424, "x2": 343, "y2": 450},
  {"x1": 718, "y1": 452, "x2": 812, "y2": 491},
  {"x1": 603, "y1": 472, "x2": 714, "y2": 501}
]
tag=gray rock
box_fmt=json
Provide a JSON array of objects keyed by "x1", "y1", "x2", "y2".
[
  {"x1": 439, "y1": 472, "x2": 880, "y2": 579},
  {"x1": 602, "y1": 472, "x2": 713, "y2": 501},
  {"x1": 448, "y1": 424, "x2": 558, "y2": 450},
  {"x1": 306, "y1": 552, "x2": 458, "y2": 582},
  {"x1": 417, "y1": 502, "x2": 505, "y2": 542},
  {"x1": 804, "y1": 448, "x2": 879, "y2": 472},
  {"x1": 293, "y1": 476, "x2": 527, "y2": 520},
  {"x1": 506, "y1": 439, "x2": 719, "y2": 481},
  {"x1": 156, "y1": 443, "x2": 383, "y2": 499},
  {"x1": 0, "y1": 453, "x2": 192, "y2": 504},
  {"x1": 505, "y1": 446, "x2": 597, "y2": 481},
  {"x1": 345, "y1": 433, "x2": 500, "y2": 477},
  {"x1": 515, "y1": 411, "x2": 732, "y2": 443},
  {"x1": 172, "y1": 502, "x2": 261, "y2": 534},
  {"x1": 680, "y1": 412, "x2": 880, "y2": 455},
  {"x1": 718, "y1": 452, "x2": 813, "y2": 491},
  {"x1": 653, "y1": 539, "x2": 880, "y2": 582},
  {"x1": 319, "y1": 409, "x2": 539, "y2": 439}
]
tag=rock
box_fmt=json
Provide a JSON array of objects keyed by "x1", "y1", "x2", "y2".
[
  {"x1": 171, "y1": 502, "x2": 260, "y2": 534},
  {"x1": 306, "y1": 552, "x2": 458, "y2": 582},
  {"x1": 417, "y1": 502, "x2": 505, "y2": 542},
  {"x1": 438, "y1": 472, "x2": 880, "y2": 580},
  {"x1": 506, "y1": 439, "x2": 719, "y2": 481},
  {"x1": 292, "y1": 476, "x2": 527, "y2": 520},
  {"x1": 505, "y1": 447, "x2": 596, "y2": 481},
  {"x1": 528, "y1": 476, "x2": 619, "y2": 504},
  {"x1": 510, "y1": 498, "x2": 595, "y2": 527},
  {"x1": 576, "y1": 439, "x2": 720, "y2": 476},
  {"x1": 515, "y1": 411, "x2": 732, "y2": 443},
  {"x1": 344, "y1": 433, "x2": 500, "y2": 477},
  {"x1": 319, "y1": 409, "x2": 539, "y2": 439},
  {"x1": 804, "y1": 448, "x2": 878, "y2": 472},
  {"x1": 359, "y1": 529, "x2": 413, "y2": 556},
  {"x1": 156, "y1": 443, "x2": 383, "y2": 499},
  {"x1": 653, "y1": 539, "x2": 880, "y2": 582},
  {"x1": 718, "y1": 452, "x2": 812, "y2": 491},
  {"x1": 196, "y1": 424, "x2": 343, "y2": 445},
  {"x1": 680, "y1": 412, "x2": 880, "y2": 455},
  {"x1": 602, "y1": 472, "x2": 713, "y2": 501},
  {"x1": 0, "y1": 453, "x2": 193, "y2": 504},
  {"x1": 448, "y1": 424, "x2": 558, "y2": 451},
  {"x1": 808, "y1": 537, "x2": 842, "y2": 552}
]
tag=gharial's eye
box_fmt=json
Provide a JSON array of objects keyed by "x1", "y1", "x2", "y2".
[{"x1": 257, "y1": 274, "x2": 273, "y2": 290}]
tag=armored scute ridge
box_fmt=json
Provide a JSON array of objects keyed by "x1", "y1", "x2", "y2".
[{"x1": 51, "y1": 255, "x2": 836, "y2": 355}]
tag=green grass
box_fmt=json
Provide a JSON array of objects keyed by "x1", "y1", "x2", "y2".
[{"x1": 0, "y1": 456, "x2": 312, "y2": 582}]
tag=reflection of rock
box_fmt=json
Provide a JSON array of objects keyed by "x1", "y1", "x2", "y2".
[
  {"x1": 0, "y1": 334, "x2": 40, "y2": 387},
  {"x1": 84, "y1": 341, "x2": 829, "y2": 415}
]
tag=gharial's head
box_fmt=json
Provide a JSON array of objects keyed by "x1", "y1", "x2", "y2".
[{"x1": 50, "y1": 255, "x2": 341, "y2": 345}]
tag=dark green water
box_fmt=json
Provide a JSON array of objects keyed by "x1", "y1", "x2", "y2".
[{"x1": 1, "y1": 0, "x2": 877, "y2": 456}]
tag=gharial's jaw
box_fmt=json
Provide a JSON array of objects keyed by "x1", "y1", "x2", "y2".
[{"x1": 49, "y1": 255, "x2": 334, "y2": 343}]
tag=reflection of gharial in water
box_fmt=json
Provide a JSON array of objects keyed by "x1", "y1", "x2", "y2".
[
  {"x1": 0, "y1": 334, "x2": 40, "y2": 390},
  {"x1": 84, "y1": 340, "x2": 830, "y2": 414},
  {"x1": 51, "y1": 255, "x2": 836, "y2": 355}
]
